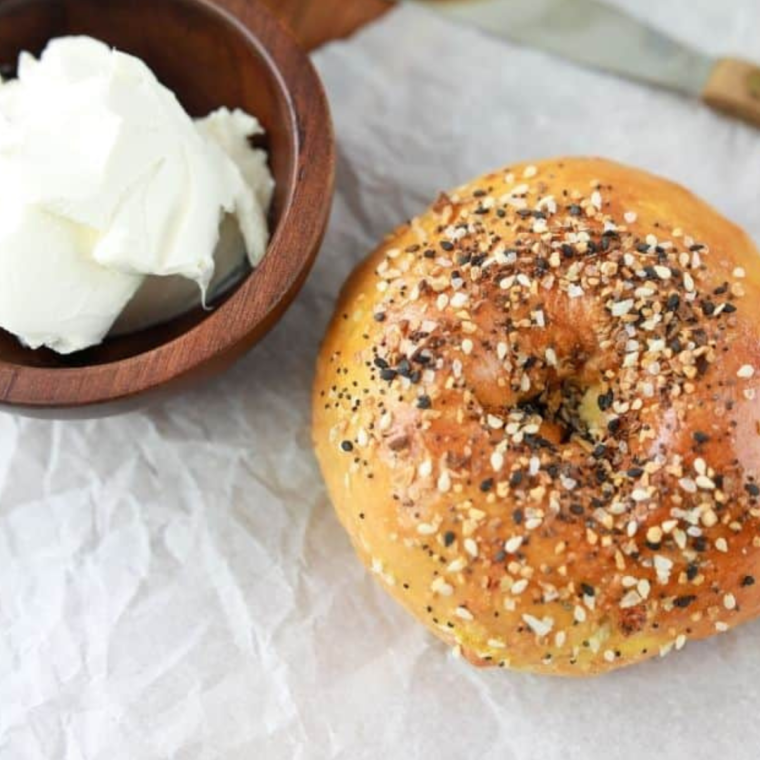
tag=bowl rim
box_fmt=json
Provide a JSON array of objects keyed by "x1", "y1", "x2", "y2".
[{"x1": 0, "y1": 0, "x2": 335, "y2": 410}]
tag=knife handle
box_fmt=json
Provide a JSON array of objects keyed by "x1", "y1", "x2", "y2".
[{"x1": 702, "y1": 57, "x2": 760, "y2": 128}]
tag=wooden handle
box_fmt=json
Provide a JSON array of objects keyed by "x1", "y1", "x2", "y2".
[
  {"x1": 702, "y1": 57, "x2": 760, "y2": 128},
  {"x1": 260, "y1": 0, "x2": 390, "y2": 51}
]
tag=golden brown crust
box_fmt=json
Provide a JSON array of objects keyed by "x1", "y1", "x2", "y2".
[{"x1": 313, "y1": 157, "x2": 760, "y2": 676}]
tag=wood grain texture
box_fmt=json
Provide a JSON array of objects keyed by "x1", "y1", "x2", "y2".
[
  {"x1": 260, "y1": 0, "x2": 390, "y2": 51},
  {"x1": 0, "y1": 0, "x2": 335, "y2": 416},
  {"x1": 702, "y1": 57, "x2": 760, "y2": 129}
]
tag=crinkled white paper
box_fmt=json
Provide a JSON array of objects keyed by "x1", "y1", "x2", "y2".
[{"x1": 3, "y1": 2, "x2": 760, "y2": 758}]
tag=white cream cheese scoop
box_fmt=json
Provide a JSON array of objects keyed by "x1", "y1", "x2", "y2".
[{"x1": 0, "y1": 36, "x2": 274, "y2": 354}]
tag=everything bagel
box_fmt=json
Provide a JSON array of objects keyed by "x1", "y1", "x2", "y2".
[{"x1": 313, "y1": 157, "x2": 760, "y2": 675}]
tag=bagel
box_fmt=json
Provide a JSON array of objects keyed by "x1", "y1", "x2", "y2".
[{"x1": 312, "y1": 157, "x2": 760, "y2": 676}]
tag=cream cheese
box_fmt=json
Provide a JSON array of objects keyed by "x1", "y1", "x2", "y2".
[{"x1": 0, "y1": 36, "x2": 273, "y2": 354}]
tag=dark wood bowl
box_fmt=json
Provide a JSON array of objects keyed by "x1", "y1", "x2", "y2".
[{"x1": 0, "y1": 0, "x2": 335, "y2": 418}]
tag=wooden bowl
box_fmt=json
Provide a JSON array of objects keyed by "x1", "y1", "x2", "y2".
[{"x1": 0, "y1": 0, "x2": 335, "y2": 418}]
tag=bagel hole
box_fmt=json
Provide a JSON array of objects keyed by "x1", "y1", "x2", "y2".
[{"x1": 518, "y1": 380, "x2": 607, "y2": 446}]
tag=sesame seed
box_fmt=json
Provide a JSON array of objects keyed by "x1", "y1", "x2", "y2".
[
  {"x1": 611, "y1": 299, "x2": 634, "y2": 317},
  {"x1": 522, "y1": 614, "x2": 553, "y2": 637},
  {"x1": 654, "y1": 555, "x2": 673, "y2": 583},
  {"x1": 737, "y1": 364, "x2": 755, "y2": 378},
  {"x1": 695, "y1": 475, "x2": 716, "y2": 490},
  {"x1": 464, "y1": 538, "x2": 479, "y2": 558},
  {"x1": 620, "y1": 590, "x2": 643, "y2": 608},
  {"x1": 431, "y1": 578, "x2": 454, "y2": 596},
  {"x1": 646, "y1": 526, "x2": 663, "y2": 543},
  {"x1": 504, "y1": 536, "x2": 524, "y2": 554},
  {"x1": 701, "y1": 509, "x2": 718, "y2": 528},
  {"x1": 450, "y1": 292, "x2": 469, "y2": 308}
]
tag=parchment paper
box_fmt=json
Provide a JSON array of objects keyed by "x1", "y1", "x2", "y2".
[{"x1": 3, "y1": 2, "x2": 760, "y2": 758}]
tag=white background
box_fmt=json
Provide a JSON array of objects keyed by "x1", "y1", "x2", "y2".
[{"x1": 2, "y1": 2, "x2": 760, "y2": 758}]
